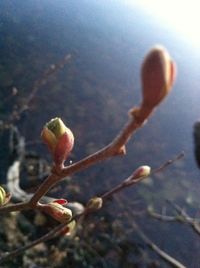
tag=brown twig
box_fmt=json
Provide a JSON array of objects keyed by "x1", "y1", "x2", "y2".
[
  {"x1": 0, "y1": 153, "x2": 183, "y2": 263},
  {"x1": 0, "y1": 222, "x2": 66, "y2": 263},
  {"x1": 0, "y1": 114, "x2": 142, "y2": 212},
  {"x1": 0, "y1": 150, "x2": 184, "y2": 215},
  {"x1": 28, "y1": 116, "x2": 141, "y2": 205},
  {"x1": 101, "y1": 173, "x2": 147, "y2": 200},
  {"x1": 151, "y1": 151, "x2": 185, "y2": 174},
  {"x1": 0, "y1": 172, "x2": 59, "y2": 213},
  {"x1": 32, "y1": 116, "x2": 184, "y2": 206}
]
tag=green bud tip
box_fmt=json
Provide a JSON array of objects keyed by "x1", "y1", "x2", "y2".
[{"x1": 46, "y1": 117, "x2": 67, "y2": 138}]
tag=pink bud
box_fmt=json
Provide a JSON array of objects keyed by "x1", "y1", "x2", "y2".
[
  {"x1": 131, "y1": 45, "x2": 176, "y2": 124},
  {"x1": 141, "y1": 46, "x2": 176, "y2": 107},
  {"x1": 41, "y1": 201, "x2": 72, "y2": 223},
  {"x1": 41, "y1": 118, "x2": 74, "y2": 166},
  {"x1": 132, "y1": 165, "x2": 151, "y2": 179}
]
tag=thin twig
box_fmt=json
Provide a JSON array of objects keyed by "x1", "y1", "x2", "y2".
[
  {"x1": 0, "y1": 154, "x2": 183, "y2": 263},
  {"x1": 149, "y1": 200, "x2": 200, "y2": 237},
  {"x1": 148, "y1": 210, "x2": 178, "y2": 222},
  {"x1": 0, "y1": 151, "x2": 184, "y2": 214},
  {"x1": 168, "y1": 201, "x2": 200, "y2": 236},
  {"x1": 0, "y1": 115, "x2": 140, "y2": 212},
  {"x1": 31, "y1": 118, "x2": 184, "y2": 205},
  {"x1": 101, "y1": 174, "x2": 147, "y2": 200},
  {"x1": 131, "y1": 220, "x2": 186, "y2": 268},
  {"x1": 152, "y1": 151, "x2": 185, "y2": 174},
  {"x1": 116, "y1": 196, "x2": 186, "y2": 268},
  {"x1": 0, "y1": 222, "x2": 66, "y2": 263},
  {"x1": 28, "y1": 116, "x2": 141, "y2": 205},
  {"x1": 8, "y1": 54, "x2": 71, "y2": 124}
]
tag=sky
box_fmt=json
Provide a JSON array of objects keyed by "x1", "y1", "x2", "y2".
[{"x1": 124, "y1": 0, "x2": 200, "y2": 49}]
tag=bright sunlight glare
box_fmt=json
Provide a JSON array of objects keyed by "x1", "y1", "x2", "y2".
[{"x1": 124, "y1": 0, "x2": 200, "y2": 49}]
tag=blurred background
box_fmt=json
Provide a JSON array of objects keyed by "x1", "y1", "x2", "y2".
[{"x1": 0, "y1": 0, "x2": 200, "y2": 267}]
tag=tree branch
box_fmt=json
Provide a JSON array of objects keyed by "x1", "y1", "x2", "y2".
[
  {"x1": 0, "y1": 153, "x2": 183, "y2": 263},
  {"x1": 25, "y1": 116, "x2": 142, "y2": 205},
  {"x1": 149, "y1": 201, "x2": 200, "y2": 237},
  {"x1": 131, "y1": 220, "x2": 186, "y2": 268}
]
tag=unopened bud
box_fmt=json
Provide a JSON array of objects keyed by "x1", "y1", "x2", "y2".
[
  {"x1": 41, "y1": 117, "x2": 74, "y2": 165},
  {"x1": 86, "y1": 197, "x2": 103, "y2": 211},
  {"x1": 61, "y1": 220, "x2": 76, "y2": 236},
  {"x1": 132, "y1": 165, "x2": 151, "y2": 179},
  {"x1": 131, "y1": 45, "x2": 176, "y2": 124},
  {"x1": 42, "y1": 201, "x2": 72, "y2": 223},
  {"x1": 0, "y1": 186, "x2": 6, "y2": 206}
]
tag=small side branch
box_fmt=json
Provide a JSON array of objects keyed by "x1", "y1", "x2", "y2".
[
  {"x1": 0, "y1": 153, "x2": 184, "y2": 262},
  {"x1": 27, "y1": 116, "x2": 142, "y2": 205},
  {"x1": 149, "y1": 201, "x2": 200, "y2": 237},
  {"x1": 131, "y1": 220, "x2": 186, "y2": 268},
  {"x1": 0, "y1": 222, "x2": 66, "y2": 263}
]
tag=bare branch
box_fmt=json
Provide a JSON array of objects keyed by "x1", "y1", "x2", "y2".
[
  {"x1": 152, "y1": 151, "x2": 185, "y2": 174},
  {"x1": 0, "y1": 154, "x2": 183, "y2": 262},
  {"x1": 148, "y1": 210, "x2": 177, "y2": 222},
  {"x1": 27, "y1": 116, "x2": 142, "y2": 205},
  {"x1": 0, "y1": 222, "x2": 66, "y2": 264},
  {"x1": 149, "y1": 201, "x2": 200, "y2": 237},
  {"x1": 131, "y1": 220, "x2": 186, "y2": 268},
  {"x1": 29, "y1": 123, "x2": 184, "y2": 206}
]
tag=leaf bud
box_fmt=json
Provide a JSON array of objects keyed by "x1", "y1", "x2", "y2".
[
  {"x1": 132, "y1": 165, "x2": 151, "y2": 179},
  {"x1": 86, "y1": 197, "x2": 103, "y2": 211},
  {"x1": 131, "y1": 45, "x2": 176, "y2": 124},
  {"x1": 0, "y1": 186, "x2": 6, "y2": 206},
  {"x1": 41, "y1": 200, "x2": 72, "y2": 223},
  {"x1": 60, "y1": 220, "x2": 77, "y2": 237},
  {"x1": 41, "y1": 117, "x2": 74, "y2": 166}
]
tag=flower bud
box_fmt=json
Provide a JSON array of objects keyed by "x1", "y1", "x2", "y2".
[
  {"x1": 60, "y1": 220, "x2": 76, "y2": 237},
  {"x1": 132, "y1": 165, "x2": 151, "y2": 179},
  {"x1": 86, "y1": 197, "x2": 103, "y2": 211},
  {"x1": 0, "y1": 186, "x2": 6, "y2": 206},
  {"x1": 125, "y1": 165, "x2": 151, "y2": 184},
  {"x1": 41, "y1": 200, "x2": 72, "y2": 223},
  {"x1": 41, "y1": 118, "x2": 74, "y2": 165},
  {"x1": 131, "y1": 45, "x2": 176, "y2": 124}
]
